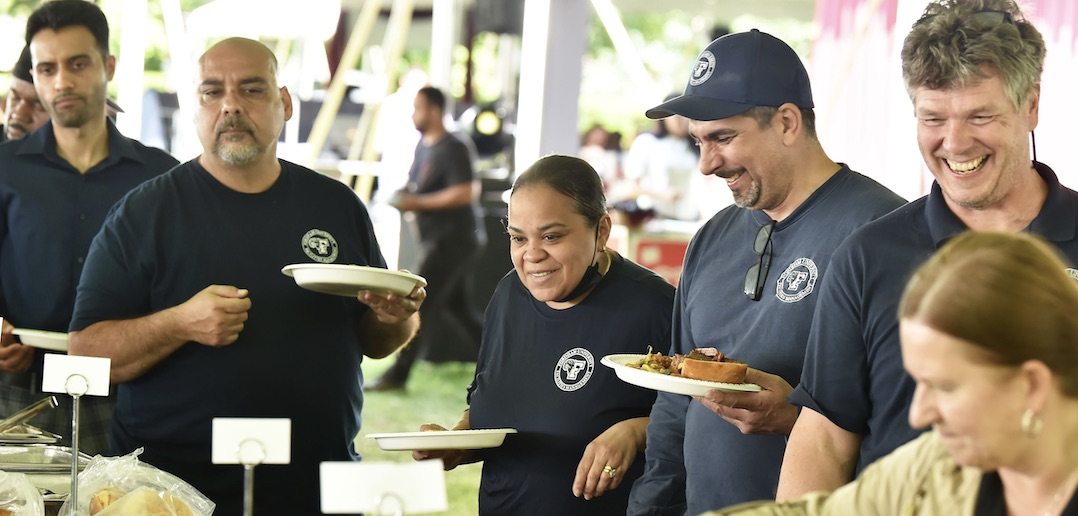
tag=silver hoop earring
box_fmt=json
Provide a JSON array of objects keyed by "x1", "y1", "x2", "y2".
[{"x1": 1021, "y1": 408, "x2": 1043, "y2": 438}]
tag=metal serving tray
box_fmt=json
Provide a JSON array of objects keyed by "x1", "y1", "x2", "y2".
[
  {"x1": 0, "y1": 444, "x2": 91, "y2": 472},
  {"x1": 0, "y1": 423, "x2": 62, "y2": 445}
]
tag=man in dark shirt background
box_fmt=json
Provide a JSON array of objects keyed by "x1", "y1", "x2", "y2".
[{"x1": 368, "y1": 86, "x2": 486, "y2": 391}]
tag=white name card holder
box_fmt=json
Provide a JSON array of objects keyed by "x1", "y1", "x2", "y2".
[
  {"x1": 41, "y1": 353, "x2": 112, "y2": 511},
  {"x1": 319, "y1": 460, "x2": 448, "y2": 515},
  {"x1": 211, "y1": 417, "x2": 292, "y2": 516}
]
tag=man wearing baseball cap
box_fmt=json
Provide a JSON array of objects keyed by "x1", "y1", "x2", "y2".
[{"x1": 627, "y1": 30, "x2": 905, "y2": 514}]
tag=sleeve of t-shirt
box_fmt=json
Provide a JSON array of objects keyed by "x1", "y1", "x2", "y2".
[
  {"x1": 788, "y1": 236, "x2": 872, "y2": 434},
  {"x1": 626, "y1": 284, "x2": 691, "y2": 515},
  {"x1": 70, "y1": 196, "x2": 154, "y2": 332},
  {"x1": 443, "y1": 139, "x2": 476, "y2": 188}
]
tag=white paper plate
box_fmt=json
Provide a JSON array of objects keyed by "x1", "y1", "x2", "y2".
[
  {"x1": 282, "y1": 264, "x2": 427, "y2": 297},
  {"x1": 601, "y1": 354, "x2": 762, "y2": 396},
  {"x1": 366, "y1": 429, "x2": 517, "y2": 451},
  {"x1": 11, "y1": 328, "x2": 68, "y2": 352}
]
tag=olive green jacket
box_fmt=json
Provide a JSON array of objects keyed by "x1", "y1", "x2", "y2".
[{"x1": 704, "y1": 430, "x2": 982, "y2": 516}]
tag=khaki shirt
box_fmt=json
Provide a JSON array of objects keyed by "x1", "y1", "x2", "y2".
[{"x1": 704, "y1": 431, "x2": 982, "y2": 516}]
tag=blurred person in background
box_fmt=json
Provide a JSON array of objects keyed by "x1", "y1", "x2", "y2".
[
  {"x1": 626, "y1": 30, "x2": 905, "y2": 515},
  {"x1": 0, "y1": 0, "x2": 177, "y2": 455},
  {"x1": 368, "y1": 85, "x2": 486, "y2": 392},
  {"x1": 621, "y1": 94, "x2": 702, "y2": 221},
  {"x1": 579, "y1": 124, "x2": 621, "y2": 188},
  {"x1": 779, "y1": 0, "x2": 1078, "y2": 500},
  {"x1": 413, "y1": 155, "x2": 674, "y2": 515},
  {"x1": 2, "y1": 46, "x2": 48, "y2": 142},
  {"x1": 708, "y1": 231, "x2": 1078, "y2": 516}
]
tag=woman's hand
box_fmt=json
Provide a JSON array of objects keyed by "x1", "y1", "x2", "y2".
[{"x1": 572, "y1": 417, "x2": 648, "y2": 500}]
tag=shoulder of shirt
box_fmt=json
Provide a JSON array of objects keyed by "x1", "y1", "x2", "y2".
[
  {"x1": 121, "y1": 137, "x2": 178, "y2": 165},
  {"x1": 612, "y1": 255, "x2": 676, "y2": 298},
  {"x1": 278, "y1": 159, "x2": 373, "y2": 200},
  {"x1": 834, "y1": 195, "x2": 930, "y2": 254},
  {"x1": 821, "y1": 166, "x2": 908, "y2": 211}
]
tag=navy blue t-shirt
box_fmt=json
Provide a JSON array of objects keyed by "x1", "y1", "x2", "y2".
[
  {"x1": 627, "y1": 166, "x2": 906, "y2": 515},
  {"x1": 468, "y1": 254, "x2": 674, "y2": 515},
  {"x1": 71, "y1": 159, "x2": 386, "y2": 515},
  {"x1": 791, "y1": 162, "x2": 1078, "y2": 473},
  {"x1": 0, "y1": 119, "x2": 176, "y2": 336}
]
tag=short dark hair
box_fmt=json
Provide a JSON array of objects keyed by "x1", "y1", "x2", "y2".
[
  {"x1": 26, "y1": 0, "x2": 111, "y2": 58},
  {"x1": 511, "y1": 155, "x2": 607, "y2": 228},
  {"x1": 742, "y1": 105, "x2": 818, "y2": 139},
  {"x1": 417, "y1": 86, "x2": 446, "y2": 113}
]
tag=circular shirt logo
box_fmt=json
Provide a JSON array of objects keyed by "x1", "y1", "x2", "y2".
[
  {"x1": 689, "y1": 50, "x2": 716, "y2": 86},
  {"x1": 553, "y1": 347, "x2": 595, "y2": 392},
  {"x1": 776, "y1": 257, "x2": 819, "y2": 303},
  {"x1": 302, "y1": 229, "x2": 339, "y2": 263}
]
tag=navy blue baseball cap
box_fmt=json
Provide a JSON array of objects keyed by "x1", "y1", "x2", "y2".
[{"x1": 646, "y1": 29, "x2": 814, "y2": 120}]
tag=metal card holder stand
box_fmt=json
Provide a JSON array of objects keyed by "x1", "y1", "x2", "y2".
[
  {"x1": 319, "y1": 460, "x2": 447, "y2": 514},
  {"x1": 372, "y1": 492, "x2": 405, "y2": 516},
  {"x1": 64, "y1": 373, "x2": 89, "y2": 514},
  {"x1": 211, "y1": 417, "x2": 291, "y2": 516},
  {"x1": 236, "y1": 438, "x2": 266, "y2": 516},
  {"x1": 41, "y1": 353, "x2": 111, "y2": 516}
]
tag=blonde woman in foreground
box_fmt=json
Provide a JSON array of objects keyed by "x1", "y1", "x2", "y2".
[{"x1": 709, "y1": 231, "x2": 1078, "y2": 515}]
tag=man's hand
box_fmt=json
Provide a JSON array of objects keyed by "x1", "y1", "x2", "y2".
[
  {"x1": 695, "y1": 368, "x2": 798, "y2": 435},
  {"x1": 358, "y1": 283, "x2": 425, "y2": 325},
  {"x1": 391, "y1": 191, "x2": 419, "y2": 213},
  {"x1": 173, "y1": 285, "x2": 251, "y2": 346},
  {"x1": 0, "y1": 317, "x2": 33, "y2": 373},
  {"x1": 411, "y1": 423, "x2": 473, "y2": 470}
]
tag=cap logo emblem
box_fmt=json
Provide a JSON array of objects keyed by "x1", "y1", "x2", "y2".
[{"x1": 689, "y1": 50, "x2": 716, "y2": 86}]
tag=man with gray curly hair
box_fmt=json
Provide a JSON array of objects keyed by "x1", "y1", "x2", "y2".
[{"x1": 777, "y1": 0, "x2": 1078, "y2": 501}]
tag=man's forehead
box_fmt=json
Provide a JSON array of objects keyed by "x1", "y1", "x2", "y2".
[
  {"x1": 688, "y1": 116, "x2": 746, "y2": 135},
  {"x1": 10, "y1": 77, "x2": 37, "y2": 95},
  {"x1": 198, "y1": 49, "x2": 276, "y2": 84},
  {"x1": 29, "y1": 26, "x2": 100, "y2": 60}
]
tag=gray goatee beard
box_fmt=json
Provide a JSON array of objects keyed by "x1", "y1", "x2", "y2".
[{"x1": 215, "y1": 138, "x2": 261, "y2": 165}]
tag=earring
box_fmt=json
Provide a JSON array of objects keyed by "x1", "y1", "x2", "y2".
[{"x1": 1021, "y1": 408, "x2": 1043, "y2": 438}]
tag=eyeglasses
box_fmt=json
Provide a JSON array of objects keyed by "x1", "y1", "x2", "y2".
[
  {"x1": 914, "y1": 9, "x2": 1015, "y2": 29},
  {"x1": 744, "y1": 220, "x2": 775, "y2": 301}
]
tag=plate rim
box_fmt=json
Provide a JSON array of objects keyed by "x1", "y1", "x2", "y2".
[
  {"x1": 365, "y1": 428, "x2": 518, "y2": 440},
  {"x1": 281, "y1": 263, "x2": 427, "y2": 287},
  {"x1": 11, "y1": 328, "x2": 69, "y2": 351},
  {"x1": 601, "y1": 353, "x2": 762, "y2": 394}
]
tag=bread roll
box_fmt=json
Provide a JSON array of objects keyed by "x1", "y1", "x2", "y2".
[
  {"x1": 95, "y1": 487, "x2": 195, "y2": 516},
  {"x1": 90, "y1": 487, "x2": 126, "y2": 515},
  {"x1": 680, "y1": 357, "x2": 748, "y2": 383}
]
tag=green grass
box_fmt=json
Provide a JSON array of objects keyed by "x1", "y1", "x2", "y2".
[{"x1": 357, "y1": 358, "x2": 482, "y2": 515}]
